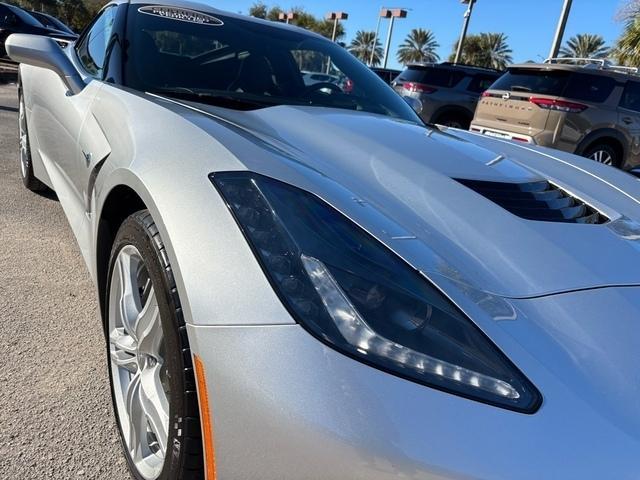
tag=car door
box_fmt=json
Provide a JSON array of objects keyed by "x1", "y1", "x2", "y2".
[
  {"x1": 618, "y1": 80, "x2": 640, "y2": 164},
  {"x1": 30, "y1": 5, "x2": 116, "y2": 207}
]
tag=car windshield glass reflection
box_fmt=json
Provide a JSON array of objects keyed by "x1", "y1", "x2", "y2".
[{"x1": 125, "y1": 6, "x2": 421, "y2": 123}]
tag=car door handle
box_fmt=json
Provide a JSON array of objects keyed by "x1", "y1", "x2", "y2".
[{"x1": 622, "y1": 117, "x2": 634, "y2": 125}]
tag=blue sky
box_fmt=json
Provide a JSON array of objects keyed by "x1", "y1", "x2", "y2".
[{"x1": 206, "y1": 0, "x2": 625, "y2": 69}]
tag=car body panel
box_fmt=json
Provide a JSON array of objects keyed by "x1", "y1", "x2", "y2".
[{"x1": 188, "y1": 287, "x2": 640, "y2": 479}]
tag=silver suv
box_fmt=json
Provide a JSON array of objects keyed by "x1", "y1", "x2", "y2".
[{"x1": 393, "y1": 62, "x2": 501, "y2": 129}]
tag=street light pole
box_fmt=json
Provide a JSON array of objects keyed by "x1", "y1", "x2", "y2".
[
  {"x1": 548, "y1": 0, "x2": 573, "y2": 60},
  {"x1": 326, "y1": 11, "x2": 348, "y2": 42},
  {"x1": 278, "y1": 12, "x2": 297, "y2": 24},
  {"x1": 381, "y1": 9, "x2": 407, "y2": 69},
  {"x1": 369, "y1": 7, "x2": 385, "y2": 66},
  {"x1": 454, "y1": 0, "x2": 476, "y2": 64}
]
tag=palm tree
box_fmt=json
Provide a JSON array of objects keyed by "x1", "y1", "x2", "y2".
[
  {"x1": 348, "y1": 31, "x2": 383, "y2": 66},
  {"x1": 450, "y1": 33, "x2": 512, "y2": 70},
  {"x1": 559, "y1": 34, "x2": 610, "y2": 59},
  {"x1": 616, "y1": 18, "x2": 640, "y2": 66},
  {"x1": 397, "y1": 28, "x2": 440, "y2": 65}
]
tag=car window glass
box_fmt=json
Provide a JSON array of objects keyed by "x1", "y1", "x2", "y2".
[
  {"x1": 398, "y1": 67, "x2": 464, "y2": 88},
  {"x1": 490, "y1": 69, "x2": 570, "y2": 95},
  {"x1": 564, "y1": 73, "x2": 615, "y2": 103},
  {"x1": 467, "y1": 74, "x2": 499, "y2": 93},
  {"x1": 620, "y1": 81, "x2": 640, "y2": 112},
  {"x1": 123, "y1": 7, "x2": 420, "y2": 123},
  {"x1": 76, "y1": 6, "x2": 116, "y2": 78},
  {"x1": 0, "y1": 8, "x2": 17, "y2": 27}
]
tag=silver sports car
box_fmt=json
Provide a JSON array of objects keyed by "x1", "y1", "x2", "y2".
[{"x1": 8, "y1": 1, "x2": 640, "y2": 479}]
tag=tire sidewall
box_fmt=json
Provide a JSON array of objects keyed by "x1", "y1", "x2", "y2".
[{"x1": 105, "y1": 213, "x2": 188, "y2": 480}]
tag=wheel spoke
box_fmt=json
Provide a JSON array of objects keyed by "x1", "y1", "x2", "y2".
[
  {"x1": 125, "y1": 372, "x2": 145, "y2": 463},
  {"x1": 110, "y1": 328, "x2": 139, "y2": 374},
  {"x1": 135, "y1": 288, "x2": 162, "y2": 357},
  {"x1": 139, "y1": 365, "x2": 170, "y2": 454},
  {"x1": 116, "y1": 251, "x2": 142, "y2": 340}
]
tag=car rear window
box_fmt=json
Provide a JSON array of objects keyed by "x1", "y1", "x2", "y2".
[
  {"x1": 489, "y1": 69, "x2": 615, "y2": 102},
  {"x1": 397, "y1": 67, "x2": 465, "y2": 88}
]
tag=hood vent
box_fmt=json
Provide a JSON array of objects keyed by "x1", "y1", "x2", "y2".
[{"x1": 456, "y1": 179, "x2": 607, "y2": 224}]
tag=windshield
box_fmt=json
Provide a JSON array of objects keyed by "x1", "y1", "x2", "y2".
[
  {"x1": 124, "y1": 5, "x2": 421, "y2": 123},
  {"x1": 30, "y1": 11, "x2": 73, "y2": 33},
  {"x1": 6, "y1": 4, "x2": 44, "y2": 28}
]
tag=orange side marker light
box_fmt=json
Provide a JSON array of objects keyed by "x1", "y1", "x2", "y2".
[{"x1": 194, "y1": 354, "x2": 216, "y2": 480}]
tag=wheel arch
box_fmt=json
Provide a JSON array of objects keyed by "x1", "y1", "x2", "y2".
[
  {"x1": 96, "y1": 183, "x2": 147, "y2": 325},
  {"x1": 575, "y1": 129, "x2": 627, "y2": 165}
]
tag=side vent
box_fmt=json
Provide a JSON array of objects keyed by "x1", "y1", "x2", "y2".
[{"x1": 456, "y1": 179, "x2": 607, "y2": 224}]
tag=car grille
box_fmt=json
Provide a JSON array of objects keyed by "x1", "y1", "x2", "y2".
[{"x1": 456, "y1": 179, "x2": 607, "y2": 224}]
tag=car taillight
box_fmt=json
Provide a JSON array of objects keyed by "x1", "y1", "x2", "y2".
[
  {"x1": 404, "y1": 82, "x2": 437, "y2": 94},
  {"x1": 529, "y1": 97, "x2": 587, "y2": 113},
  {"x1": 481, "y1": 91, "x2": 491, "y2": 97}
]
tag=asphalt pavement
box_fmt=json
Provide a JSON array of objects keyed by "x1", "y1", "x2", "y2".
[{"x1": 0, "y1": 82, "x2": 130, "y2": 479}]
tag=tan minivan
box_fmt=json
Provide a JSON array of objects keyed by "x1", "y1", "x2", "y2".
[{"x1": 471, "y1": 59, "x2": 640, "y2": 170}]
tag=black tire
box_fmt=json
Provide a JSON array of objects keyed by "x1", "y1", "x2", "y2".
[
  {"x1": 18, "y1": 86, "x2": 46, "y2": 192},
  {"x1": 583, "y1": 143, "x2": 621, "y2": 168},
  {"x1": 434, "y1": 113, "x2": 471, "y2": 130},
  {"x1": 106, "y1": 210, "x2": 204, "y2": 480}
]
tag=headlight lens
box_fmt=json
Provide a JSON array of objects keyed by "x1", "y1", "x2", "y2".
[{"x1": 211, "y1": 172, "x2": 541, "y2": 413}]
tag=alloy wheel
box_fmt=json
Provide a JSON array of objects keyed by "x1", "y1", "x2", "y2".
[
  {"x1": 109, "y1": 245, "x2": 170, "y2": 480},
  {"x1": 589, "y1": 149, "x2": 614, "y2": 166}
]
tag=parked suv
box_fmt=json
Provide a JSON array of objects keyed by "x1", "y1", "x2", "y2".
[
  {"x1": 393, "y1": 62, "x2": 501, "y2": 129},
  {"x1": 471, "y1": 59, "x2": 640, "y2": 170}
]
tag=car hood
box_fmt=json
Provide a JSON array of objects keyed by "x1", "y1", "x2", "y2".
[{"x1": 176, "y1": 100, "x2": 640, "y2": 299}]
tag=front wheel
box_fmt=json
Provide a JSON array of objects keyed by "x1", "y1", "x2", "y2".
[
  {"x1": 18, "y1": 88, "x2": 46, "y2": 192},
  {"x1": 106, "y1": 211, "x2": 204, "y2": 480}
]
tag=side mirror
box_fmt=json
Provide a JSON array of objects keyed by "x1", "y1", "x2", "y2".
[
  {"x1": 6, "y1": 33, "x2": 84, "y2": 95},
  {"x1": 403, "y1": 95, "x2": 423, "y2": 115}
]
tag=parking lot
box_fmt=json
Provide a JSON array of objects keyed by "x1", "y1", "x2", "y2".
[{"x1": 0, "y1": 83, "x2": 129, "y2": 479}]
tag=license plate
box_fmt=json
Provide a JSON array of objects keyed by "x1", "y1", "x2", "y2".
[{"x1": 483, "y1": 130, "x2": 510, "y2": 139}]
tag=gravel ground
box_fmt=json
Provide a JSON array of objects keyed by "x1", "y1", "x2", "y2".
[{"x1": 0, "y1": 82, "x2": 130, "y2": 479}]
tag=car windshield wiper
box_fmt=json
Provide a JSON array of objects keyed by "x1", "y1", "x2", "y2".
[{"x1": 149, "y1": 88, "x2": 275, "y2": 111}]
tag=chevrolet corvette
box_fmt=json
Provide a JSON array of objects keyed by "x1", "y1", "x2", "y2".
[{"x1": 7, "y1": 1, "x2": 640, "y2": 479}]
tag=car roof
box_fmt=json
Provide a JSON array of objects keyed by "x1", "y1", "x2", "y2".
[
  {"x1": 508, "y1": 61, "x2": 640, "y2": 81},
  {"x1": 405, "y1": 62, "x2": 501, "y2": 75}
]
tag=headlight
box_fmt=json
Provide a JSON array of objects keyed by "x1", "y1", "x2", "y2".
[{"x1": 211, "y1": 172, "x2": 541, "y2": 413}]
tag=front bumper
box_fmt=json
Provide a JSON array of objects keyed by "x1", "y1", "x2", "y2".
[{"x1": 187, "y1": 284, "x2": 640, "y2": 480}]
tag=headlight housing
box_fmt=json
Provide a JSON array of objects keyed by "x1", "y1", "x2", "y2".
[{"x1": 211, "y1": 172, "x2": 541, "y2": 413}]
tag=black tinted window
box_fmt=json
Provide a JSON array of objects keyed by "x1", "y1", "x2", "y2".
[
  {"x1": 123, "y1": 5, "x2": 420, "y2": 123},
  {"x1": 490, "y1": 69, "x2": 569, "y2": 95},
  {"x1": 0, "y1": 6, "x2": 17, "y2": 27},
  {"x1": 397, "y1": 67, "x2": 464, "y2": 88},
  {"x1": 564, "y1": 73, "x2": 615, "y2": 102},
  {"x1": 490, "y1": 68, "x2": 616, "y2": 103},
  {"x1": 76, "y1": 6, "x2": 116, "y2": 77},
  {"x1": 620, "y1": 82, "x2": 640, "y2": 112},
  {"x1": 467, "y1": 74, "x2": 499, "y2": 93}
]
